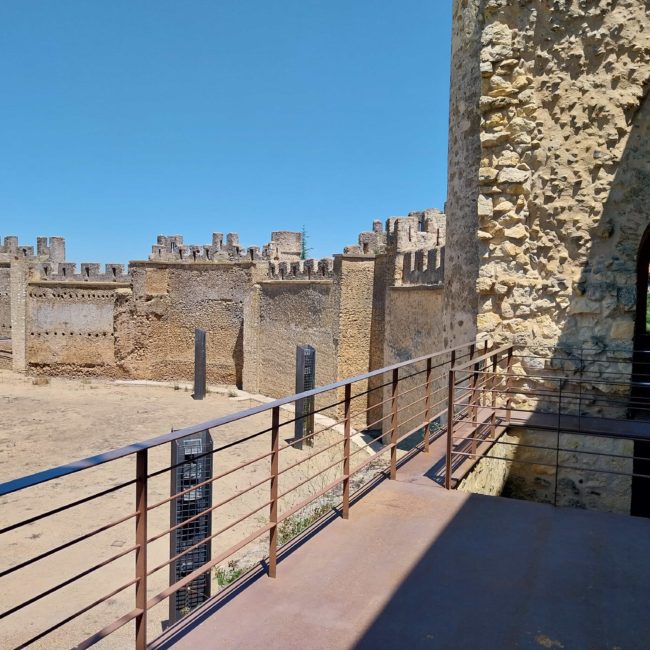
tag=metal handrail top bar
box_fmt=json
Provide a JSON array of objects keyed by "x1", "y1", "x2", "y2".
[
  {"x1": 0, "y1": 338, "x2": 483, "y2": 498},
  {"x1": 452, "y1": 343, "x2": 512, "y2": 372}
]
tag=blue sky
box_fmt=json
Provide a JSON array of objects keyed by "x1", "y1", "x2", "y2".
[{"x1": 0, "y1": 1, "x2": 452, "y2": 263}]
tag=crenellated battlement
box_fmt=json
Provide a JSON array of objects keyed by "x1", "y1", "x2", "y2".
[
  {"x1": 344, "y1": 220, "x2": 388, "y2": 256},
  {"x1": 267, "y1": 257, "x2": 334, "y2": 280},
  {"x1": 150, "y1": 231, "x2": 303, "y2": 263},
  {"x1": 399, "y1": 247, "x2": 445, "y2": 286},
  {"x1": 386, "y1": 209, "x2": 445, "y2": 252},
  {"x1": 0, "y1": 236, "x2": 66, "y2": 263},
  {"x1": 384, "y1": 209, "x2": 446, "y2": 287},
  {"x1": 32, "y1": 262, "x2": 129, "y2": 283}
]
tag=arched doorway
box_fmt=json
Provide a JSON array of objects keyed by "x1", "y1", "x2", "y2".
[{"x1": 631, "y1": 224, "x2": 650, "y2": 516}]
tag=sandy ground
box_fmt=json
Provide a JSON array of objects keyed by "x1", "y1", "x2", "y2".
[{"x1": 0, "y1": 371, "x2": 386, "y2": 649}]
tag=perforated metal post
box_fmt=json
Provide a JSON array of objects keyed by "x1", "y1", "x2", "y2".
[
  {"x1": 168, "y1": 431, "x2": 213, "y2": 624},
  {"x1": 294, "y1": 345, "x2": 316, "y2": 449}
]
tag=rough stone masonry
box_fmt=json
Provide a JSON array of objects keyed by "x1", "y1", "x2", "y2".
[{"x1": 0, "y1": 211, "x2": 446, "y2": 419}]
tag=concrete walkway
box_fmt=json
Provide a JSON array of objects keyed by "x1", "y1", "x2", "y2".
[{"x1": 154, "y1": 449, "x2": 650, "y2": 650}]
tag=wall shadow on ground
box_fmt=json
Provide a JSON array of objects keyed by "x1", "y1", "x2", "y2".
[{"x1": 353, "y1": 492, "x2": 650, "y2": 650}]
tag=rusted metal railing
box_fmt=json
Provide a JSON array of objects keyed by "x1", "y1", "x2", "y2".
[
  {"x1": 444, "y1": 343, "x2": 650, "y2": 500},
  {"x1": 0, "y1": 340, "x2": 483, "y2": 650}
]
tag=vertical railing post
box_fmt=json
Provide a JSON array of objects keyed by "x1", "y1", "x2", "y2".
[
  {"x1": 269, "y1": 406, "x2": 280, "y2": 577},
  {"x1": 135, "y1": 450, "x2": 148, "y2": 650},
  {"x1": 446, "y1": 368, "x2": 455, "y2": 489},
  {"x1": 423, "y1": 357, "x2": 432, "y2": 453},
  {"x1": 490, "y1": 353, "x2": 498, "y2": 409},
  {"x1": 390, "y1": 368, "x2": 399, "y2": 480},
  {"x1": 554, "y1": 381, "x2": 562, "y2": 507},
  {"x1": 490, "y1": 353, "x2": 497, "y2": 438},
  {"x1": 506, "y1": 346, "x2": 514, "y2": 424},
  {"x1": 471, "y1": 355, "x2": 480, "y2": 421},
  {"x1": 342, "y1": 383, "x2": 351, "y2": 519}
]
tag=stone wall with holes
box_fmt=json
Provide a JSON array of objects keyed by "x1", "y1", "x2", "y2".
[
  {"x1": 470, "y1": 0, "x2": 650, "y2": 361},
  {"x1": 26, "y1": 284, "x2": 121, "y2": 371}
]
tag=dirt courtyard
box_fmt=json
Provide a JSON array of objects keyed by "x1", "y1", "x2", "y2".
[{"x1": 0, "y1": 371, "x2": 379, "y2": 649}]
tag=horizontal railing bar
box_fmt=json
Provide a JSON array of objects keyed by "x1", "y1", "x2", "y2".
[
  {"x1": 348, "y1": 430, "x2": 390, "y2": 458},
  {"x1": 277, "y1": 457, "x2": 343, "y2": 501},
  {"x1": 148, "y1": 475, "x2": 274, "y2": 545},
  {"x1": 0, "y1": 543, "x2": 138, "y2": 619},
  {"x1": 1, "y1": 341, "x2": 484, "y2": 497},
  {"x1": 349, "y1": 444, "x2": 393, "y2": 475},
  {"x1": 148, "y1": 499, "x2": 273, "y2": 578},
  {"x1": 455, "y1": 369, "x2": 650, "y2": 393},
  {"x1": 277, "y1": 475, "x2": 344, "y2": 523},
  {"x1": 394, "y1": 378, "x2": 432, "y2": 400},
  {"x1": 0, "y1": 479, "x2": 135, "y2": 535},
  {"x1": 394, "y1": 405, "x2": 436, "y2": 433},
  {"x1": 362, "y1": 411, "x2": 394, "y2": 432},
  {"x1": 453, "y1": 344, "x2": 512, "y2": 372},
  {"x1": 76, "y1": 607, "x2": 143, "y2": 650},
  {"x1": 147, "y1": 425, "x2": 275, "y2": 479},
  {"x1": 146, "y1": 524, "x2": 274, "y2": 611},
  {"x1": 0, "y1": 509, "x2": 138, "y2": 578},
  {"x1": 450, "y1": 432, "x2": 650, "y2": 463},
  {"x1": 450, "y1": 449, "x2": 650, "y2": 481},
  {"x1": 454, "y1": 385, "x2": 650, "y2": 410},
  {"x1": 16, "y1": 579, "x2": 139, "y2": 650},
  {"x1": 277, "y1": 437, "x2": 344, "y2": 475},
  {"x1": 451, "y1": 408, "x2": 650, "y2": 440},
  {"x1": 148, "y1": 449, "x2": 275, "y2": 511}
]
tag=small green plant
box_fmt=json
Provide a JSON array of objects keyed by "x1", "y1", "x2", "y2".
[
  {"x1": 277, "y1": 503, "x2": 332, "y2": 546},
  {"x1": 227, "y1": 388, "x2": 238, "y2": 398},
  {"x1": 214, "y1": 560, "x2": 246, "y2": 588}
]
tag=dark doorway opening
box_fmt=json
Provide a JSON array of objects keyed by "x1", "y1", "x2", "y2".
[{"x1": 631, "y1": 224, "x2": 650, "y2": 516}]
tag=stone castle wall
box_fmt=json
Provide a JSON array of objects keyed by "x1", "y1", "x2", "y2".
[
  {"x1": 4, "y1": 215, "x2": 447, "y2": 432},
  {"x1": 27, "y1": 283, "x2": 121, "y2": 371},
  {"x1": 243, "y1": 278, "x2": 339, "y2": 405},
  {"x1": 448, "y1": 0, "x2": 650, "y2": 513},
  {"x1": 443, "y1": 0, "x2": 484, "y2": 350},
  {"x1": 0, "y1": 264, "x2": 10, "y2": 339},
  {"x1": 473, "y1": 0, "x2": 649, "y2": 360}
]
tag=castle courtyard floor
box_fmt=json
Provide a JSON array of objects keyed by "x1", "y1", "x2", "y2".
[{"x1": 0, "y1": 371, "x2": 372, "y2": 649}]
